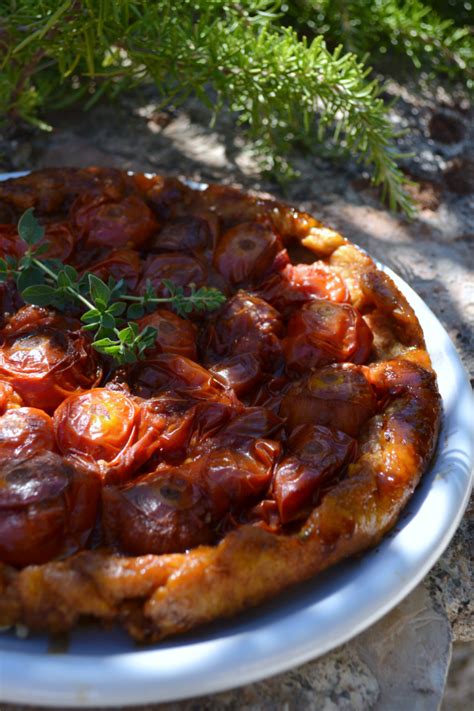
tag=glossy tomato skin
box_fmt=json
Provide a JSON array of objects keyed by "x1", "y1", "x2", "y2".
[
  {"x1": 86, "y1": 248, "x2": 142, "y2": 292},
  {"x1": 257, "y1": 262, "x2": 349, "y2": 315},
  {"x1": 282, "y1": 299, "x2": 373, "y2": 373},
  {"x1": 102, "y1": 464, "x2": 214, "y2": 554},
  {"x1": 200, "y1": 291, "x2": 283, "y2": 367},
  {"x1": 137, "y1": 253, "x2": 207, "y2": 296},
  {"x1": 54, "y1": 388, "x2": 163, "y2": 483},
  {"x1": 72, "y1": 194, "x2": 159, "y2": 249},
  {"x1": 128, "y1": 353, "x2": 234, "y2": 404},
  {"x1": 272, "y1": 424, "x2": 357, "y2": 523},
  {"x1": 0, "y1": 452, "x2": 100, "y2": 567},
  {"x1": 0, "y1": 381, "x2": 23, "y2": 413},
  {"x1": 0, "y1": 308, "x2": 102, "y2": 413},
  {"x1": 213, "y1": 222, "x2": 282, "y2": 286},
  {"x1": 135, "y1": 175, "x2": 193, "y2": 221},
  {"x1": 209, "y1": 353, "x2": 263, "y2": 397},
  {"x1": 280, "y1": 363, "x2": 377, "y2": 438},
  {"x1": 149, "y1": 216, "x2": 212, "y2": 253},
  {"x1": 0, "y1": 407, "x2": 55, "y2": 461},
  {"x1": 137, "y1": 309, "x2": 197, "y2": 360}
]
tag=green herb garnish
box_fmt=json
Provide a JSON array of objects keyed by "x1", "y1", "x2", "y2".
[{"x1": 0, "y1": 209, "x2": 226, "y2": 365}]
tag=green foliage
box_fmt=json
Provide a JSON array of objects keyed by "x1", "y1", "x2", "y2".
[
  {"x1": 0, "y1": 208, "x2": 226, "y2": 364},
  {"x1": 0, "y1": 2, "x2": 472, "y2": 213},
  {"x1": 285, "y1": 1, "x2": 473, "y2": 83}
]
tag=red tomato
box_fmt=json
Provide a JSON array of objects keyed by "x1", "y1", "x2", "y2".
[
  {"x1": 137, "y1": 252, "x2": 207, "y2": 296},
  {"x1": 0, "y1": 221, "x2": 75, "y2": 262},
  {"x1": 200, "y1": 291, "x2": 283, "y2": 365},
  {"x1": 149, "y1": 216, "x2": 212, "y2": 253},
  {"x1": 272, "y1": 424, "x2": 357, "y2": 523},
  {"x1": 128, "y1": 353, "x2": 234, "y2": 404},
  {"x1": 198, "y1": 184, "x2": 269, "y2": 228},
  {"x1": 138, "y1": 309, "x2": 197, "y2": 360},
  {"x1": 134, "y1": 174, "x2": 192, "y2": 220},
  {"x1": 258, "y1": 262, "x2": 349, "y2": 314},
  {"x1": 54, "y1": 388, "x2": 164, "y2": 483},
  {"x1": 102, "y1": 463, "x2": 214, "y2": 554},
  {"x1": 0, "y1": 309, "x2": 102, "y2": 413},
  {"x1": 86, "y1": 248, "x2": 142, "y2": 291},
  {"x1": 0, "y1": 407, "x2": 55, "y2": 461},
  {"x1": 0, "y1": 451, "x2": 100, "y2": 567},
  {"x1": 280, "y1": 363, "x2": 376, "y2": 437},
  {"x1": 0, "y1": 382, "x2": 23, "y2": 414},
  {"x1": 213, "y1": 222, "x2": 282, "y2": 285},
  {"x1": 209, "y1": 353, "x2": 263, "y2": 396},
  {"x1": 72, "y1": 194, "x2": 159, "y2": 249},
  {"x1": 283, "y1": 299, "x2": 373, "y2": 373}
]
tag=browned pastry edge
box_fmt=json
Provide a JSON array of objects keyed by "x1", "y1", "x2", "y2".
[{"x1": 0, "y1": 196, "x2": 442, "y2": 642}]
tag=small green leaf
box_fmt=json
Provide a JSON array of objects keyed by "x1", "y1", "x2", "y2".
[
  {"x1": 22, "y1": 284, "x2": 58, "y2": 306},
  {"x1": 118, "y1": 326, "x2": 135, "y2": 344},
  {"x1": 127, "y1": 303, "x2": 145, "y2": 320},
  {"x1": 17, "y1": 265, "x2": 45, "y2": 292},
  {"x1": 81, "y1": 308, "x2": 101, "y2": 323},
  {"x1": 18, "y1": 209, "x2": 45, "y2": 246},
  {"x1": 88, "y1": 274, "x2": 111, "y2": 307},
  {"x1": 108, "y1": 301, "x2": 126, "y2": 316},
  {"x1": 99, "y1": 312, "x2": 115, "y2": 330}
]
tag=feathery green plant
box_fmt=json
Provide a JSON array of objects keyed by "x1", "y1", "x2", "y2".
[{"x1": 0, "y1": 1, "x2": 472, "y2": 214}]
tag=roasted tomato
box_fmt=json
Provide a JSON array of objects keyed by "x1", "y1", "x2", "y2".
[
  {"x1": 0, "y1": 308, "x2": 101, "y2": 413},
  {"x1": 198, "y1": 184, "x2": 270, "y2": 228},
  {"x1": 0, "y1": 407, "x2": 55, "y2": 461},
  {"x1": 138, "y1": 309, "x2": 197, "y2": 359},
  {"x1": 134, "y1": 174, "x2": 192, "y2": 220},
  {"x1": 257, "y1": 262, "x2": 349, "y2": 314},
  {"x1": 102, "y1": 463, "x2": 214, "y2": 554},
  {"x1": 282, "y1": 299, "x2": 373, "y2": 373},
  {"x1": 128, "y1": 353, "x2": 234, "y2": 403},
  {"x1": 72, "y1": 194, "x2": 159, "y2": 249},
  {"x1": 0, "y1": 451, "x2": 100, "y2": 567},
  {"x1": 86, "y1": 248, "x2": 142, "y2": 291},
  {"x1": 0, "y1": 381, "x2": 23, "y2": 413},
  {"x1": 0, "y1": 221, "x2": 75, "y2": 262},
  {"x1": 137, "y1": 253, "x2": 207, "y2": 296},
  {"x1": 54, "y1": 388, "x2": 163, "y2": 482},
  {"x1": 272, "y1": 424, "x2": 357, "y2": 523},
  {"x1": 149, "y1": 216, "x2": 212, "y2": 253},
  {"x1": 200, "y1": 291, "x2": 283, "y2": 366},
  {"x1": 209, "y1": 353, "x2": 263, "y2": 396},
  {"x1": 280, "y1": 363, "x2": 376, "y2": 437},
  {"x1": 213, "y1": 222, "x2": 282, "y2": 285}
]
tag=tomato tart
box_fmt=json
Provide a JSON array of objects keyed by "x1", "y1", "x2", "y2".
[{"x1": 0, "y1": 168, "x2": 441, "y2": 642}]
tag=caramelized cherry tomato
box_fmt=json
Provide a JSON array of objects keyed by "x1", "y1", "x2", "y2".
[
  {"x1": 137, "y1": 253, "x2": 207, "y2": 295},
  {"x1": 72, "y1": 194, "x2": 159, "y2": 249},
  {"x1": 213, "y1": 222, "x2": 282, "y2": 285},
  {"x1": 0, "y1": 225, "x2": 25, "y2": 260},
  {"x1": 201, "y1": 291, "x2": 283, "y2": 366},
  {"x1": 129, "y1": 353, "x2": 233, "y2": 403},
  {"x1": 198, "y1": 184, "x2": 269, "y2": 228},
  {"x1": 272, "y1": 424, "x2": 356, "y2": 523},
  {"x1": 280, "y1": 363, "x2": 376, "y2": 437},
  {"x1": 0, "y1": 221, "x2": 75, "y2": 262},
  {"x1": 283, "y1": 299, "x2": 373, "y2": 373},
  {"x1": 87, "y1": 248, "x2": 142, "y2": 291},
  {"x1": 209, "y1": 353, "x2": 263, "y2": 396},
  {"x1": 150, "y1": 216, "x2": 212, "y2": 253},
  {"x1": 0, "y1": 310, "x2": 101, "y2": 413},
  {"x1": 0, "y1": 408, "x2": 55, "y2": 461},
  {"x1": 54, "y1": 388, "x2": 165, "y2": 482},
  {"x1": 258, "y1": 262, "x2": 349, "y2": 314},
  {"x1": 138, "y1": 309, "x2": 197, "y2": 359},
  {"x1": 0, "y1": 381, "x2": 23, "y2": 413},
  {"x1": 102, "y1": 464, "x2": 214, "y2": 554},
  {"x1": 135, "y1": 175, "x2": 192, "y2": 220},
  {"x1": 0, "y1": 451, "x2": 100, "y2": 567}
]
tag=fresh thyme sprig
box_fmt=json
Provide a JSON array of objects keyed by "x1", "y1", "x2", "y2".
[{"x1": 0, "y1": 209, "x2": 226, "y2": 365}]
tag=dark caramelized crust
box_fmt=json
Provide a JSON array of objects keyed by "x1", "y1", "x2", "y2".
[{"x1": 0, "y1": 170, "x2": 441, "y2": 642}]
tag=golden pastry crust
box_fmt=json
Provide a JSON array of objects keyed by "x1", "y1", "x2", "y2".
[{"x1": 0, "y1": 170, "x2": 441, "y2": 642}]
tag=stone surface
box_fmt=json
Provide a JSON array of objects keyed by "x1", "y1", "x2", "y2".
[{"x1": 0, "y1": 79, "x2": 472, "y2": 709}]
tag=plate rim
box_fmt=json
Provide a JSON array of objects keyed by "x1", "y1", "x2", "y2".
[{"x1": 0, "y1": 171, "x2": 472, "y2": 707}]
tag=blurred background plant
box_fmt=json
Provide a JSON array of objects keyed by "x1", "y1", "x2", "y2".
[{"x1": 0, "y1": 1, "x2": 472, "y2": 213}]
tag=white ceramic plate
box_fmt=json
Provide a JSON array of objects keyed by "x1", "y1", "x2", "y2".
[{"x1": 0, "y1": 172, "x2": 472, "y2": 707}]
